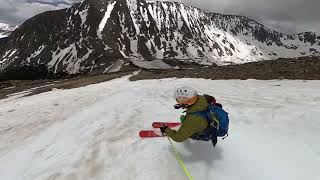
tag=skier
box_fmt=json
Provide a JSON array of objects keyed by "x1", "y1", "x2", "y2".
[{"x1": 160, "y1": 86, "x2": 228, "y2": 147}]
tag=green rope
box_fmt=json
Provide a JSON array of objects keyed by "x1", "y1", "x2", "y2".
[{"x1": 167, "y1": 137, "x2": 193, "y2": 180}]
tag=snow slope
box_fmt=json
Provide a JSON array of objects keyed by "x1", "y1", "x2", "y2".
[{"x1": 0, "y1": 76, "x2": 320, "y2": 180}]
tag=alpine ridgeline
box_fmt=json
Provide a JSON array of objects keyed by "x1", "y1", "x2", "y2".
[
  {"x1": 0, "y1": 23, "x2": 17, "y2": 50},
  {"x1": 0, "y1": 23, "x2": 17, "y2": 38},
  {"x1": 1, "y1": 0, "x2": 320, "y2": 78}
]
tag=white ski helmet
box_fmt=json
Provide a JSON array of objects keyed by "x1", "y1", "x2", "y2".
[{"x1": 174, "y1": 86, "x2": 198, "y2": 105}]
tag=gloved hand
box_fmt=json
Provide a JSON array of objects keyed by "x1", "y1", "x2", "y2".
[
  {"x1": 174, "y1": 104, "x2": 188, "y2": 109},
  {"x1": 160, "y1": 126, "x2": 168, "y2": 134},
  {"x1": 174, "y1": 104, "x2": 182, "y2": 109}
]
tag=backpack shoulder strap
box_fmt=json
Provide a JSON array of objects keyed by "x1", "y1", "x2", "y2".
[{"x1": 186, "y1": 106, "x2": 220, "y2": 128}]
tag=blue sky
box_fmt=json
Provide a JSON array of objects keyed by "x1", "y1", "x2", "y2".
[{"x1": 0, "y1": 0, "x2": 319, "y2": 34}]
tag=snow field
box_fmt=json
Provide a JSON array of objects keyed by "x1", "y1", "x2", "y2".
[{"x1": 0, "y1": 76, "x2": 320, "y2": 180}]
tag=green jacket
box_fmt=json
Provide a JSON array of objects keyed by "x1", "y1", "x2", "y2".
[{"x1": 165, "y1": 95, "x2": 209, "y2": 142}]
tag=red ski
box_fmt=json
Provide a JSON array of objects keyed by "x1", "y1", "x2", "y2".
[
  {"x1": 152, "y1": 122, "x2": 181, "y2": 128},
  {"x1": 139, "y1": 122, "x2": 182, "y2": 138},
  {"x1": 139, "y1": 130, "x2": 164, "y2": 138}
]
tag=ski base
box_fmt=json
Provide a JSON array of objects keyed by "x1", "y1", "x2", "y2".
[
  {"x1": 152, "y1": 122, "x2": 181, "y2": 128},
  {"x1": 139, "y1": 130, "x2": 164, "y2": 138}
]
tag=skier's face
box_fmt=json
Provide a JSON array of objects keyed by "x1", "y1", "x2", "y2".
[{"x1": 176, "y1": 96, "x2": 198, "y2": 106}]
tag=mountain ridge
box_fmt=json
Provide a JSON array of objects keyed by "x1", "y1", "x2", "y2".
[
  {"x1": 0, "y1": 0, "x2": 319, "y2": 79},
  {"x1": 0, "y1": 23, "x2": 17, "y2": 36}
]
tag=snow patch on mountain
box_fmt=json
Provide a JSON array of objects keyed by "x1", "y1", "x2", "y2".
[
  {"x1": 26, "y1": 45, "x2": 46, "y2": 63},
  {"x1": 103, "y1": 59, "x2": 124, "y2": 73},
  {"x1": 0, "y1": 23, "x2": 18, "y2": 38},
  {"x1": 130, "y1": 59, "x2": 172, "y2": 69},
  {"x1": 98, "y1": 1, "x2": 117, "y2": 38},
  {"x1": 78, "y1": 5, "x2": 89, "y2": 27},
  {"x1": 0, "y1": 23, "x2": 17, "y2": 32}
]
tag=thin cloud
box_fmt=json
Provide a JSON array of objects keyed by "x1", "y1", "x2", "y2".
[{"x1": 0, "y1": 0, "x2": 72, "y2": 24}]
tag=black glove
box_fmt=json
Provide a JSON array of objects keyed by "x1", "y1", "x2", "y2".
[
  {"x1": 174, "y1": 104, "x2": 187, "y2": 109},
  {"x1": 174, "y1": 104, "x2": 182, "y2": 109},
  {"x1": 160, "y1": 126, "x2": 168, "y2": 134}
]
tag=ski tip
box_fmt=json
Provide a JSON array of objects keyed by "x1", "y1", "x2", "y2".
[
  {"x1": 139, "y1": 131, "x2": 145, "y2": 137},
  {"x1": 139, "y1": 130, "x2": 164, "y2": 138}
]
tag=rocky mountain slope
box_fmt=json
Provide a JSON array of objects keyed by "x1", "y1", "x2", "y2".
[
  {"x1": 0, "y1": 23, "x2": 17, "y2": 50},
  {"x1": 0, "y1": 23, "x2": 17, "y2": 38},
  {"x1": 0, "y1": 0, "x2": 319, "y2": 79}
]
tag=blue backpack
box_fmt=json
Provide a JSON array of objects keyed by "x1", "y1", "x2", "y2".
[{"x1": 187, "y1": 105, "x2": 229, "y2": 138}]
